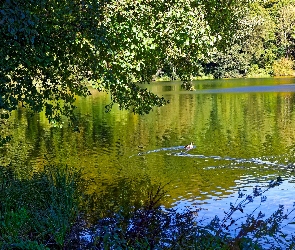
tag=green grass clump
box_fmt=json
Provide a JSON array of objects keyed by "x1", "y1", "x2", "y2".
[{"x1": 0, "y1": 165, "x2": 82, "y2": 249}]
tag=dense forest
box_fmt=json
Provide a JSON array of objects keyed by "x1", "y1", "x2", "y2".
[
  {"x1": 198, "y1": 0, "x2": 295, "y2": 79},
  {"x1": 157, "y1": 0, "x2": 295, "y2": 80}
]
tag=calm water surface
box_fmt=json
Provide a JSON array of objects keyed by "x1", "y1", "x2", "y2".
[{"x1": 2, "y1": 77, "x2": 295, "y2": 230}]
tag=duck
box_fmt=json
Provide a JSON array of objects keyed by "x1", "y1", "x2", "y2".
[{"x1": 184, "y1": 142, "x2": 194, "y2": 150}]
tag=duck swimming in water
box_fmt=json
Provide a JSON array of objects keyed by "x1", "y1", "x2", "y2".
[{"x1": 184, "y1": 142, "x2": 194, "y2": 150}]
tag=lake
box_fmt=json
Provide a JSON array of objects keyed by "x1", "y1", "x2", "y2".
[{"x1": 2, "y1": 77, "x2": 295, "y2": 232}]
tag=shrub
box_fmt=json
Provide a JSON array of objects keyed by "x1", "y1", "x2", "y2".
[
  {"x1": 272, "y1": 57, "x2": 295, "y2": 76},
  {"x1": 246, "y1": 64, "x2": 272, "y2": 78}
]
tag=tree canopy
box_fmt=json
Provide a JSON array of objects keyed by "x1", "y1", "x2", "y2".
[
  {"x1": 0, "y1": 0, "x2": 247, "y2": 124},
  {"x1": 202, "y1": 0, "x2": 295, "y2": 78}
]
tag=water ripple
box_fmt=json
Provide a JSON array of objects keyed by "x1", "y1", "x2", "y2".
[{"x1": 131, "y1": 145, "x2": 293, "y2": 169}]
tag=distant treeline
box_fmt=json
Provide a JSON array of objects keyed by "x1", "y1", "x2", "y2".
[{"x1": 156, "y1": 0, "x2": 295, "y2": 80}]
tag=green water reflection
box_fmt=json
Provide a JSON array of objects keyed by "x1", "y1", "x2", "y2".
[{"x1": 2, "y1": 78, "x2": 295, "y2": 209}]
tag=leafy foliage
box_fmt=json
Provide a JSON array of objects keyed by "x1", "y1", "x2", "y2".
[
  {"x1": 273, "y1": 57, "x2": 295, "y2": 75},
  {"x1": 0, "y1": 0, "x2": 247, "y2": 123},
  {"x1": 203, "y1": 44, "x2": 251, "y2": 78},
  {"x1": 203, "y1": 0, "x2": 295, "y2": 79},
  {"x1": 0, "y1": 165, "x2": 82, "y2": 249}
]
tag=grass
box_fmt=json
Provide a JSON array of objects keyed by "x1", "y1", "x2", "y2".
[
  {"x1": 0, "y1": 165, "x2": 82, "y2": 249},
  {"x1": 0, "y1": 165, "x2": 294, "y2": 249}
]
